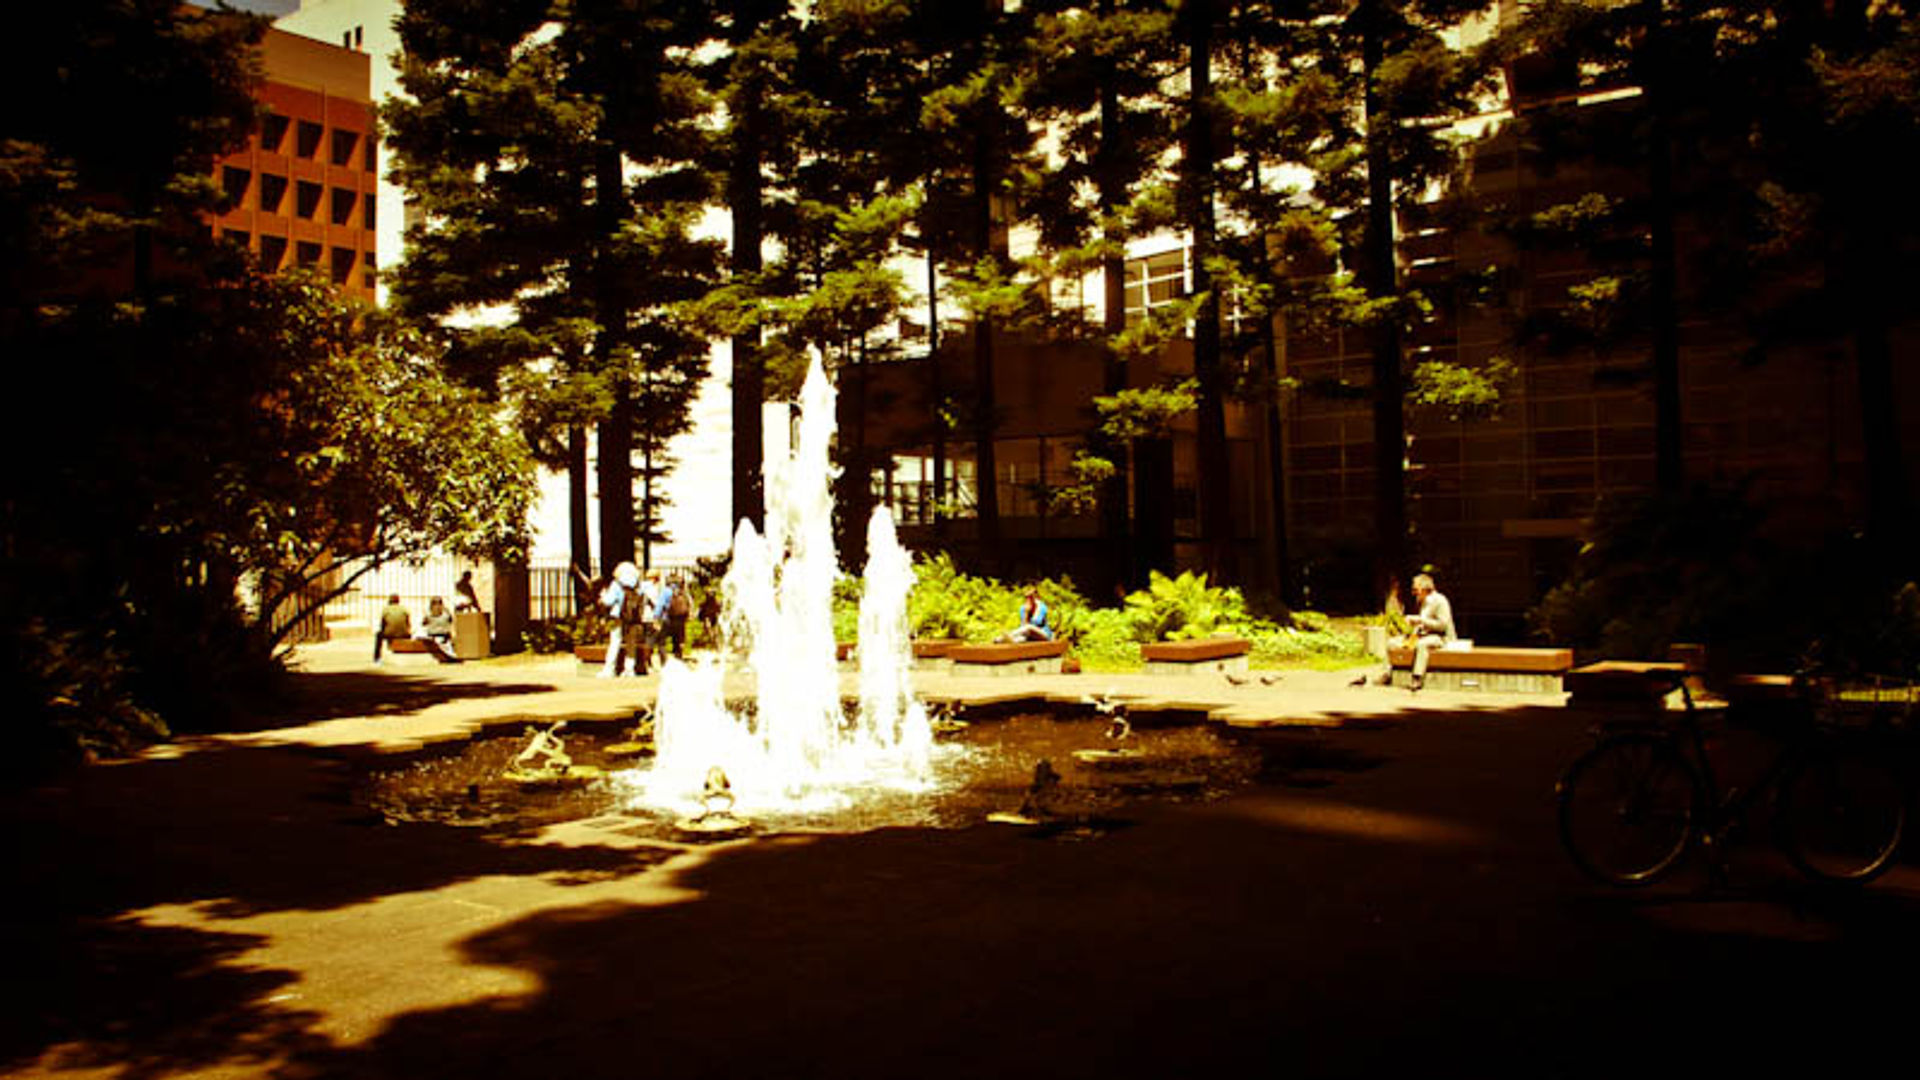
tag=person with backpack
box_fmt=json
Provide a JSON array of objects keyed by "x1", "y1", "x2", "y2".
[
  {"x1": 598, "y1": 562, "x2": 641, "y2": 678},
  {"x1": 617, "y1": 569, "x2": 651, "y2": 676},
  {"x1": 660, "y1": 574, "x2": 692, "y2": 659}
]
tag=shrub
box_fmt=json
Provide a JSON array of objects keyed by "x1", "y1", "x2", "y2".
[
  {"x1": 3, "y1": 619, "x2": 169, "y2": 785},
  {"x1": 1123, "y1": 570, "x2": 1249, "y2": 641}
]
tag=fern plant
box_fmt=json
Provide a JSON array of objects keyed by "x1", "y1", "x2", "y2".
[{"x1": 1123, "y1": 570, "x2": 1249, "y2": 641}]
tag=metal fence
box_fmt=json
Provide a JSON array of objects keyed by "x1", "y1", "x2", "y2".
[{"x1": 320, "y1": 555, "x2": 698, "y2": 632}]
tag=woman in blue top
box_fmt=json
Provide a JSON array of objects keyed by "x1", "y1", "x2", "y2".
[{"x1": 1001, "y1": 587, "x2": 1052, "y2": 642}]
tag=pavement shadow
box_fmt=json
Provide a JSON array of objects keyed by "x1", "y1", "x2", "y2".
[
  {"x1": 11, "y1": 700, "x2": 1919, "y2": 1078},
  {"x1": 253, "y1": 670, "x2": 563, "y2": 728},
  {"x1": 275, "y1": 701, "x2": 1920, "y2": 1079},
  {"x1": 0, "y1": 742, "x2": 664, "y2": 1075}
]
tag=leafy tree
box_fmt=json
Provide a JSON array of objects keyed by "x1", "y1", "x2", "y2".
[
  {"x1": 906, "y1": 0, "x2": 1045, "y2": 569},
  {"x1": 386, "y1": 0, "x2": 721, "y2": 585},
  {"x1": 4, "y1": 1, "x2": 264, "y2": 310},
  {"x1": 1020, "y1": 0, "x2": 1181, "y2": 587},
  {"x1": 704, "y1": 0, "x2": 802, "y2": 538},
  {"x1": 1730, "y1": 0, "x2": 1920, "y2": 554}
]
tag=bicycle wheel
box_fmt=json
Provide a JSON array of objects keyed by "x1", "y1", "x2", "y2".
[
  {"x1": 1558, "y1": 735, "x2": 1700, "y2": 886},
  {"x1": 1776, "y1": 747, "x2": 1908, "y2": 884}
]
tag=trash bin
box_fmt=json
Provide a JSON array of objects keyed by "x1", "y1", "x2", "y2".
[{"x1": 453, "y1": 611, "x2": 491, "y2": 660}]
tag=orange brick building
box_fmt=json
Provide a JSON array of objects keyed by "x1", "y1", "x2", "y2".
[{"x1": 210, "y1": 25, "x2": 376, "y2": 304}]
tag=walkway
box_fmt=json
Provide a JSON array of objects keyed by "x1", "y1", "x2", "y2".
[
  {"x1": 217, "y1": 637, "x2": 1533, "y2": 761},
  {"x1": 3, "y1": 639, "x2": 1912, "y2": 1079}
]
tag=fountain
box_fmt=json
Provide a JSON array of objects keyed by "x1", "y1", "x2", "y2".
[
  {"x1": 503, "y1": 721, "x2": 606, "y2": 787},
  {"x1": 356, "y1": 356, "x2": 1266, "y2": 837},
  {"x1": 613, "y1": 355, "x2": 939, "y2": 822},
  {"x1": 1070, "y1": 694, "x2": 1146, "y2": 768}
]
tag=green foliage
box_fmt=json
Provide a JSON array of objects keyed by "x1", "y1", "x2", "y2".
[
  {"x1": 1093, "y1": 380, "x2": 1198, "y2": 440},
  {"x1": 903, "y1": 553, "x2": 1014, "y2": 642},
  {"x1": 1409, "y1": 356, "x2": 1516, "y2": 421},
  {"x1": 1529, "y1": 485, "x2": 1920, "y2": 677},
  {"x1": 1, "y1": 619, "x2": 168, "y2": 786},
  {"x1": 523, "y1": 611, "x2": 606, "y2": 655},
  {"x1": 1122, "y1": 570, "x2": 1248, "y2": 642}
]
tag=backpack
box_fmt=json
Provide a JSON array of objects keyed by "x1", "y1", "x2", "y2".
[
  {"x1": 667, "y1": 586, "x2": 691, "y2": 619},
  {"x1": 619, "y1": 585, "x2": 645, "y2": 625}
]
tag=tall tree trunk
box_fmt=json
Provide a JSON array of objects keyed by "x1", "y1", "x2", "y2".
[
  {"x1": 1262, "y1": 313, "x2": 1293, "y2": 606},
  {"x1": 971, "y1": 117, "x2": 1002, "y2": 569},
  {"x1": 1361, "y1": 2, "x2": 1408, "y2": 596},
  {"x1": 593, "y1": 145, "x2": 635, "y2": 570},
  {"x1": 1644, "y1": 0, "x2": 1684, "y2": 495},
  {"x1": 1186, "y1": 0, "x2": 1235, "y2": 582},
  {"x1": 729, "y1": 37, "x2": 766, "y2": 537},
  {"x1": 568, "y1": 423, "x2": 592, "y2": 599},
  {"x1": 928, "y1": 250, "x2": 949, "y2": 542},
  {"x1": 1854, "y1": 297, "x2": 1911, "y2": 553},
  {"x1": 641, "y1": 440, "x2": 654, "y2": 571},
  {"x1": 1096, "y1": 12, "x2": 1135, "y2": 594}
]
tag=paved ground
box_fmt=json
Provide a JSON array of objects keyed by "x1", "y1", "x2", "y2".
[{"x1": 3, "y1": 640, "x2": 1916, "y2": 1078}]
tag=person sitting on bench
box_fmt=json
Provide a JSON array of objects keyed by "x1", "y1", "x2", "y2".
[
  {"x1": 998, "y1": 587, "x2": 1053, "y2": 643},
  {"x1": 373, "y1": 595, "x2": 410, "y2": 661},
  {"x1": 1404, "y1": 572, "x2": 1457, "y2": 691}
]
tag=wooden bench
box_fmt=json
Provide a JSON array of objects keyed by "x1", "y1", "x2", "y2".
[
  {"x1": 1386, "y1": 644, "x2": 1574, "y2": 693},
  {"x1": 383, "y1": 638, "x2": 446, "y2": 667},
  {"x1": 1140, "y1": 636, "x2": 1251, "y2": 676},
  {"x1": 911, "y1": 639, "x2": 965, "y2": 672},
  {"x1": 948, "y1": 639, "x2": 1070, "y2": 677},
  {"x1": 1568, "y1": 660, "x2": 1807, "y2": 717}
]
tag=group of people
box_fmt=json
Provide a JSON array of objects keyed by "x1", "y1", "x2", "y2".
[
  {"x1": 372, "y1": 571, "x2": 484, "y2": 662},
  {"x1": 597, "y1": 562, "x2": 700, "y2": 678}
]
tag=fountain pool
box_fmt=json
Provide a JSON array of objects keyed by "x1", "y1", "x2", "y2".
[{"x1": 352, "y1": 708, "x2": 1263, "y2": 837}]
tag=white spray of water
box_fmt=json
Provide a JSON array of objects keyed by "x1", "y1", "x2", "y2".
[{"x1": 618, "y1": 354, "x2": 937, "y2": 816}]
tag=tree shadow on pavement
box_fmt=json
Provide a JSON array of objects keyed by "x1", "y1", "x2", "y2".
[
  {"x1": 254, "y1": 670, "x2": 564, "y2": 728},
  {"x1": 0, "y1": 742, "x2": 666, "y2": 1075},
  {"x1": 276, "y1": 701, "x2": 1920, "y2": 1079}
]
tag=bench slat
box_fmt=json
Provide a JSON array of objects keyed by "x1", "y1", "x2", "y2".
[
  {"x1": 1141, "y1": 637, "x2": 1251, "y2": 662},
  {"x1": 947, "y1": 640, "x2": 1069, "y2": 663},
  {"x1": 1386, "y1": 646, "x2": 1573, "y2": 674}
]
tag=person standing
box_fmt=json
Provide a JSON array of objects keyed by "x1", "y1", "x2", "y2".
[
  {"x1": 696, "y1": 589, "x2": 722, "y2": 650},
  {"x1": 374, "y1": 595, "x2": 411, "y2": 661},
  {"x1": 662, "y1": 574, "x2": 691, "y2": 659},
  {"x1": 598, "y1": 562, "x2": 640, "y2": 678},
  {"x1": 454, "y1": 570, "x2": 481, "y2": 613},
  {"x1": 1405, "y1": 572, "x2": 1457, "y2": 691}
]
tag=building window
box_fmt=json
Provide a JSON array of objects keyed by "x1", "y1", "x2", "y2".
[
  {"x1": 295, "y1": 240, "x2": 322, "y2": 266},
  {"x1": 258, "y1": 173, "x2": 288, "y2": 213},
  {"x1": 220, "y1": 166, "x2": 250, "y2": 210},
  {"x1": 222, "y1": 228, "x2": 249, "y2": 249},
  {"x1": 330, "y1": 247, "x2": 357, "y2": 285},
  {"x1": 362, "y1": 193, "x2": 376, "y2": 229},
  {"x1": 295, "y1": 180, "x2": 323, "y2": 219},
  {"x1": 362, "y1": 252, "x2": 377, "y2": 288},
  {"x1": 295, "y1": 120, "x2": 323, "y2": 159},
  {"x1": 330, "y1": 187, "x2": 357, "y2": 226},
  {"x1": 1124, "y1": 249, "x2": 1186, "y2": 323},
  {"x1": 260, "y1": 113, "x2": 289, "y2": 153},
  {"x1": 364, "y1": 134, "x2": 377, "y2": 174},
  {"x1": 331, "y1": 129, "x2": 359, "y2": 167},
  {"x1": 259, "y1": 234, "x2": 288, "y2": 269}
]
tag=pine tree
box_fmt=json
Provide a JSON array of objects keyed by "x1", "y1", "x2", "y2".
[
  {"x1": 386, "y1": 0, "x2": 721, "y2": 585},
  {"x1": 1021, "y1": 0, "x2": 1181, "y2": 590}
]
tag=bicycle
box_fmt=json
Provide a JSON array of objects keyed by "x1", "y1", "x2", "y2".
[{"x1": 1556, "y1": 669, "x2": 1910, "y2": 887}]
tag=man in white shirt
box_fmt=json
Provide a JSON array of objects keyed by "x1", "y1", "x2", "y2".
[{"x1": 1406, "y1": 572, "x2": 1457, "y2": 691}]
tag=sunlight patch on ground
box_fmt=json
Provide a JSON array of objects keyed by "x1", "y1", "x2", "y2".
[
  {"x1": 126, "y1": 861, "x2": 710, "y2": 1048},
  {"x1": 1213, "y1": 794, "x2": 1489, "y2": 848}
]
